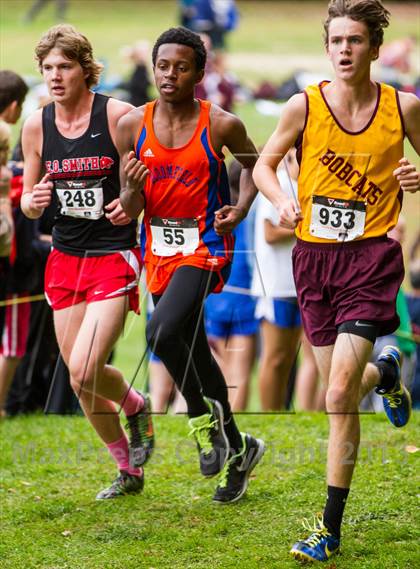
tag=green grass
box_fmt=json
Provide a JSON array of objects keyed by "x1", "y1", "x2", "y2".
[{"x1": 1, "y1": 412, "x2": 419, "y2": 568}]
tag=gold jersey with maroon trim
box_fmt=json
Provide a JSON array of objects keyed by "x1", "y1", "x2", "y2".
[{"x1": 295, "y1": 81, "x2": 404, "y2": 243}]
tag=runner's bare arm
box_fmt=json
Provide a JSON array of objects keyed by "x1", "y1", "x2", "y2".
[
  {"x1": 211, "y1": 111, "x2": 259, "y2": 235},
  {"x1": 0, "y1": 166, "x2": 13, "y2": 257},
  {"x1": 103, "y1": 98, "x2": 136, "y2": 224},
  {"x1": 264, "y1": 219, "x2": 295, "y2": 244},
  {"x1": 20, "y1": 111, "x2": 53, "y2": 219},
  {"x1": 116, "y1": 109, "x2": 148, "y2": 219},
  {"x1": 394, "y1": 92, "x2": 420, "y2": 193},
  {"x1": 253, "y1": 94, "x2": 306, "y2": 229}
]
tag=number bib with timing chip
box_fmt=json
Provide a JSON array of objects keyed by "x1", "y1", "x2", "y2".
[
  {"x1": 310, "y1": 195, "x2": 366, "y2": 241},
  {"x1": 56, "y1": 179, "x2": 104, "y2": 220},
  {"x1": 150, "y1": 217, "x2": 199, "y2": 257}
]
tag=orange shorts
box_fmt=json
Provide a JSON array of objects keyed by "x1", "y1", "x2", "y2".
[
  {"x1": 145, "y1": 255, "x2": 230, "y2": 295},
  {"x1": 45, "y1": 248, "x2": 142, "y2": 312}
]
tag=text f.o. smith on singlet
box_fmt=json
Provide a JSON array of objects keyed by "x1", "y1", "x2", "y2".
[{"x1": 42, "y1": 93, "x2": 137, "y2": 256}]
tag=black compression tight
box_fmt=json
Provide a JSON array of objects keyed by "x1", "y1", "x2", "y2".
[
  {"x1": 147, "y1": 264, "x2": 230, "y2": 417},
  {"x1": 146, "y1": 265, "x2": 242, "y2": 449}
]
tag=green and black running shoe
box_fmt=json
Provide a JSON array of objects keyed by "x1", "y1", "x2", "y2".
[
  {"x1": 96, "y1": 470, "x2": 144, "y2": 500},
  {"x1": 188, "y1": 397, "x2": 229, "y2": 477},
  {"x1": 126, "y1": 392, "x2": 154, "y2": 467},
  {"x1": 213, "y1": 432, "x2": 265, "y2": 504}
]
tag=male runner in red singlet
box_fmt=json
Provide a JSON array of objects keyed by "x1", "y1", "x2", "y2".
[
  {"x1": 254, "y1": 0, "x2": 419, "y2": 562},
  {"x1": 117, "y1": 27, "x2": 265, "y2": 503},
  {"x1": 21, "y1": 25, "x2": 154, "y2": 500}
]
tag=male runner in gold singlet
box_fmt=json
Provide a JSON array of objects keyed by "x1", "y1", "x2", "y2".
[{"x1": 253, "y1": 0, "x2": 419, "y2": 562}]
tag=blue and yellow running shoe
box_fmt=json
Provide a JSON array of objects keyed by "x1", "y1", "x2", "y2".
[
  {"x1": 375, "y1": 345, "x2": 411, "y2": 428},
  {"x1": 290, "y1": 515, "x2": 340, "y2": 563}
]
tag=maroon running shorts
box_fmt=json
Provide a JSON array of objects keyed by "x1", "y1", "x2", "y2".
[{"x1": 292, "y1": 236, "x2": 404, "y2": 347}]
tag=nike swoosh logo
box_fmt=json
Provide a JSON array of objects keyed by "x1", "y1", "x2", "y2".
[
  {"x1": 325, "y1": 544, "x2": 332, "y2": 557},
  {"x1": 355, "y1": 321, "x2": 375, "y2": 327},
  {"x1": 91, "y1": 133, "x2": 101, "y2": 138},
  {"x1": 325, "y1": 543, "x2": 338, "y2": 557},
  {"x1": 93, "y1": 290, "x2": 104, "y2": 295}
]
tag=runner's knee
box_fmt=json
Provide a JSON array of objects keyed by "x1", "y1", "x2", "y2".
[
  {"x1": 326, "y1": 383, "x2": 359, "y2": 413},
  {"x1": 68, "y1": 359, "x2": 97, "y2": 392}
]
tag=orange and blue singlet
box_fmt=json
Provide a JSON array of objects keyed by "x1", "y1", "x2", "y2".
[{"x1": 135, "y1": 99, "x2": 234, "y2": 294}]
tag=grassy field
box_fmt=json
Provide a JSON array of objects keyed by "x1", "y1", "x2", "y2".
[
  {"x1": 1, "y1": 413, "x2": 419, "y2": 568},
  {"x1": 1, "y1": 2, "x2": 420, "y2": 568}
]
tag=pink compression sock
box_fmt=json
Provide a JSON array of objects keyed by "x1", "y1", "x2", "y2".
[
  {"x1": 106, "y1": 434, "x2": 142, "y2": 477},
  {"x1": 119, "y1": 387, "x2": 144, "y2": 417}
]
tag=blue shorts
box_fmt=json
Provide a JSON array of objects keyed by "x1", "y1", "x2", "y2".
[
  {"x1": 205, "y1": 290, "x2": 258, "y2": 339},
  {"x1": 256, "y1": 297, "x2": 301, "y2": 328},
  {"x1": 206, "y1": 314, "x2": 259, "y2": 339}
]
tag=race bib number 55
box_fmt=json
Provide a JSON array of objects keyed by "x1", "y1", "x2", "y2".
[
  {"x1": 310, "y1": 195, "x2": 366, "y2": 241},
  {"x1": 150, "y1": 217, "x2": 199, "y2": 257},
  {"x1": 56, "y1": 179, "x2": 104, "y2": 220}
]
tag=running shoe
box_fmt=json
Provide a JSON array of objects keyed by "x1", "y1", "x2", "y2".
[
  {"x1": 96, "y1": 470, "x2": 144, "y2": 500},
  {"x1": 290, "y1": 515, "x2": 340, "y2": 562},
  {"x1": 126, "y1": 392, "x2": 154, "y2": 467},
  {"x1": 213, "y1": 433, "x2": 265, "y2": 504},
  {"x1": 375, "y1": 345, "x2": 411, "y2": 427},
  {"x1": 188, "y1": 397, "x2": 229, "y2": 477}
]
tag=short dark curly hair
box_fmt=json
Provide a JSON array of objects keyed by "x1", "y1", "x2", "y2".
[
  {"x1": 324, "y1": 0, "x2": 390, "y2": 49},
  {"x1": 152, "y1": 27, "x2": 207, "y2": 72},
  {"x1": 0, "y1": 70, "x2": 28, "y2": 113}
]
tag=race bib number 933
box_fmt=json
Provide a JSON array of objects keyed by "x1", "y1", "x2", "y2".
[{"x1": 310, "y1": 195, "x2": 366, "y2": 241}]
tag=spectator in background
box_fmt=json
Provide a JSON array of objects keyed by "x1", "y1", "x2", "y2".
[
  {"x1": 120, "y1": 41, "x2": 151, "y2": 108},
  {"x1": 196, "y1": 33, "x2": 237, "y2": 112},
  {"x1": 0, "y1": 121, "x2": 13, "y2": 260},
  {"x1": 0, "y1": 137, "x2": 52, "y2": 417},
  {"x1": 0, "y1": 122, "x2": 13, "y2": 345},
  {"x1": 187, "y1": 0, "x2": 239, "y2": 50},
  {"x1": 251, "y1": 149, "x2": 301, "y2": 411},
  {"x1": 0, "y1": 71, "x2": 28, "y2": 395},
  {"x1": 147, "y1": 293, "x2": 186, "y2": 414},
  {"x1": 205, "y1": 160, "x2": 258, "y2": 411},
  {"x1": 295, "y1": 332, "x2": 326, "y2": 411},
  {"x1": 378, "y1": 36, "x2": 417, "y2": 88},
  {"x1": 360, "y1": 215, "x2": 416, "y2": 412},
  {"x1": 179, "y1": 0, "x2": 196, "y2": 29},
  {"x1": 407, "y1": 231, "x2": 420, "y2": 408},
  {"x1": 24, "y1": 0, "x2": 68, "y2": 23}
]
